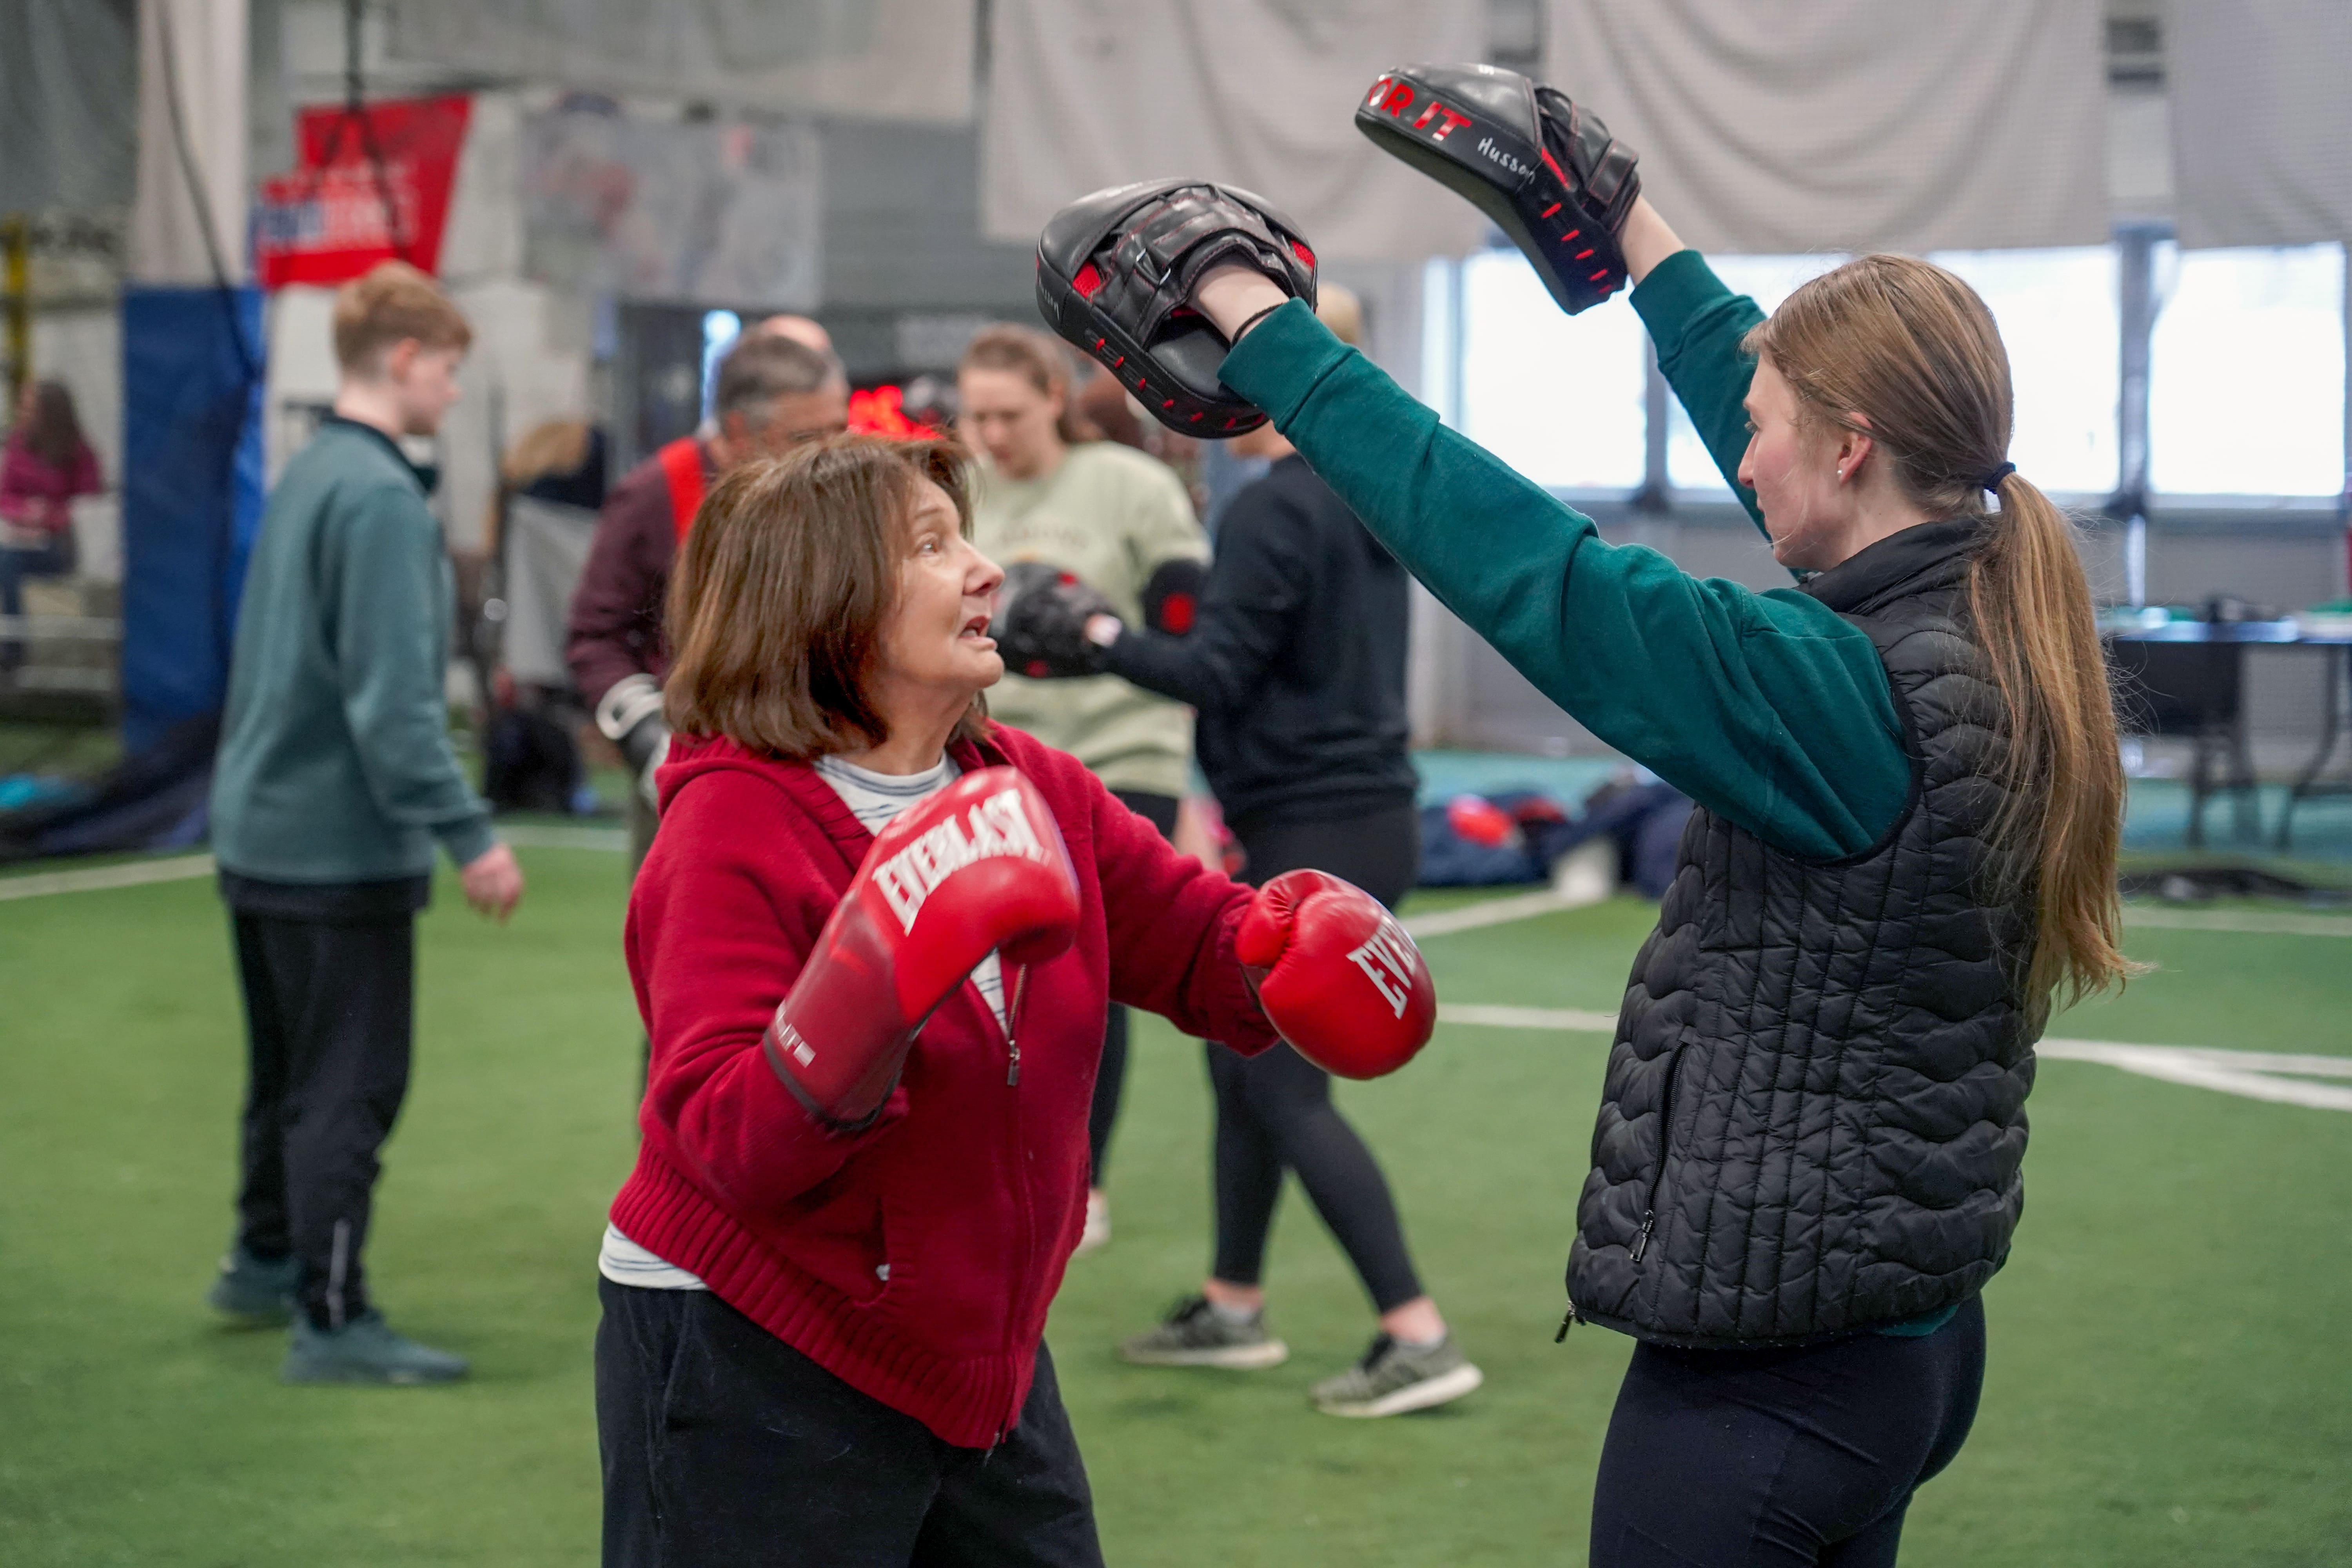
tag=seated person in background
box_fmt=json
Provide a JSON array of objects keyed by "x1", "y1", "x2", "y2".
[{"x1": 0, "y1": 379, "x2": 102, "y2": 669}]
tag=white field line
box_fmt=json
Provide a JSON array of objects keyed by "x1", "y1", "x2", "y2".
[
  {"x1": 0, "y1": 828, "x2": 629, "y2": 904},
  {"x1": 1403, "y1": 891, "x2": 2352, "y2": 943},
  {"x1": 1434, "y1": 1002, "x2": 2352, "y2": 1113},
  {"x1": 2123, "y1": 907, "x2": 2352, "y2": 938},
  {"x1": 2034, "y1": 1040, "x2": 2352, "y2": 1112},
  {"x1": 1437, "y1": 1002, "x2": 1620, "y2": 1033},
  {"x1": 0, "y1": 853, "x2": 214, "y2": 900},
  {"x1": 1402, "y1": 888, "x2": 1583, "y2": 938},
  {"x1": 500, "y1": 824, "x2": 629, "y2": 851},
  {"x1": 2, "y1": 838, "x2": 2347, "y2": 951}
]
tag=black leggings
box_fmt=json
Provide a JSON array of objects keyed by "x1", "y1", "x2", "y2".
[
  {"x1": 1089, "y1": 790, "x2": 1180, "y2": 1186},
  {"x1": 1208, "y1": 806, "x2": 1425, "y2": 1314},
  {"x1": 1590, "y1": 1297, "x2": 1986, "y2": 1567}
]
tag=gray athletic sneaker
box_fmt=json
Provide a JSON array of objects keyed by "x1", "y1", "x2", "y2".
[
  {"x1": 1120, "y1": 1295, "x2": 1289, "y2": 1369},
  {"x1": 283, "y1": 1310, "x2": 470, "y2": 1386},
  {"x1": 1310, "y1": 1333, "x2": 1483, "y2": 1417},
  {"x1": 206, "y1": 1246, "x2": 299, "y2": 1327}
]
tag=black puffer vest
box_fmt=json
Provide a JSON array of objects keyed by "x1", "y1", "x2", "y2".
[{"x1": 1568, "y1": 521, "x2": 2039, "y2": 1348}]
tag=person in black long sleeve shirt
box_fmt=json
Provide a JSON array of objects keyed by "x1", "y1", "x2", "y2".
[
  {"x1": 1089, "y1": 292, "x2": 1478, "y2": 1419},
  {"x1": 1102, "y1": 453, "x2": 1419, "y2": 838}
]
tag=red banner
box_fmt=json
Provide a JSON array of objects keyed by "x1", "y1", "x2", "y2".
[{"x1": 255, "y1": 95, "x2": 472, "y2": 289}]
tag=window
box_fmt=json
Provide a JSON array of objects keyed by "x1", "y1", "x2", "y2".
[
  {"x1": 1665, "y1": 254, "x2": 1846, "y2": 494},
  {"x1": 2149, "y1": 243, "x2": 2345, "y2": 497},
  {"x1": 1425, "y1": 238, "x2": 2345, "y2": 508},
  {"x1": 1667, "y1": 250, "x2": 2120, "y2": 498},
  {"x1": 1457, "y1": 248, "x2": 1646, "y2": 490},
  {"x1": 1931, "y1": 247, "x2": 2119, "y2": 496}
]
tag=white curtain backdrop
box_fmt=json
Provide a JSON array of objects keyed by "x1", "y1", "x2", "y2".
[
  {"x1": 130, "y1": 0, "x2": 248, "y2": 285},
  {"x1": 0, "y1": 0, "x2": 136, "y2": 214},
  {"x1": 982, "y1": 0, "x2": 1486, "y2": 263},
  {"x1": 386, "y1": 0, "x2": 974, "y2": 126},
  {"x1": 2167, "y1": 0, "x2": 2352, "y2": 249},
  {"x1": 1543, "y1": 0, "x2": 2109, "y2": 255},
  {"x1": 518, "y1": 111, "x2": 824, "y2": 309}
]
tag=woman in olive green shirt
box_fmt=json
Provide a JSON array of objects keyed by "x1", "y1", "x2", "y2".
[{"x1": 958, "y1": 324, "x2": 1212, "y2": 1247}]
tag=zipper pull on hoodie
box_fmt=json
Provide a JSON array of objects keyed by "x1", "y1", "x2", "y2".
[{"x1": 1005, "y1": 964, "x2": 1026, "y2": 1085}]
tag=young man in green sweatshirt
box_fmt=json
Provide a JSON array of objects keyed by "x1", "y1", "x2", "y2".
[{"x1": 206, "y1": 261, "x2": 524, "y2": 1384}]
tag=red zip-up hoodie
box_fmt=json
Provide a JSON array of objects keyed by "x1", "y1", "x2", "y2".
[{"x1": 608, "y1": 722, "x2": 1279, "y2": 1447}]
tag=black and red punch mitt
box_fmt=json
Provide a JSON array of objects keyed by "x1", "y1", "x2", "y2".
[
  {"x1": 1036, "y1": 179, "x2": 1317, "y2": 437},
  {"x1": 1356, "y1": 63, "x2": 1640, "y2": 316}
]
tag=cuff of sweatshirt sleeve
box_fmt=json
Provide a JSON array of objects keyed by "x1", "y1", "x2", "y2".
[
  {"x1": 1210, "y1": 900, "x2": 1283, "y2": 1057},
  {"x1": 1631, "y1": 249, "x2": 1735, "y2": 346},
  {"x1": 1217, "y1": 299, "x2": 1356, "y2": 427},
  {"x1": 437, "y1": 814, "x2": 497, "y2": 869}
]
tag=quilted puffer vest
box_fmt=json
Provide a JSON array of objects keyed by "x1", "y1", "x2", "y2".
[{"x1": 1567, "y1": 521, "x2": 2039, "y2": 1348}]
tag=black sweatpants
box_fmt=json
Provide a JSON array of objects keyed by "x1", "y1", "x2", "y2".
[
  {"x1": 1590, "y1": 1297, "x2": 1987, "y2": 1567},
  {"x1": 1088, "y1": 789, "x2": 1179, "y2": 1186},
  {"x1": 229, "y1": 910, "x2": 416, "y2": 1328},
  {"x1": 596, "y1": 1279, "x2": 1103, "y2": 1568},
  {"x1": 1207, "y1": 804, "x2": 1425, "y2": 1313}
]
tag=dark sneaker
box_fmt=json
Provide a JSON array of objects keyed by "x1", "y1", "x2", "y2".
[
  {"x1": 206, "y1": 1247, "x2": 299, "y2": 1327},
  {"x1": 282, "y1": 1311, "x2": 469, "y2": 1385},
  {"x1": 1311, "y1": 1333, "x2": 1483, "y2": 1417},
  {"x1": 1120, "y1": 1295, "x2": 1289, "y2": 1369}
]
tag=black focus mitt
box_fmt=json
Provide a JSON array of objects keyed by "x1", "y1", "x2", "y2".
[
  {"x1": 1356, "y1": 64, "x2": 1639, "y2": 316},
  {"x1": 1036, "y1": 180, "x2": 1317, "y2": 437},
  {"x1": 991, "y1": 562, "x2": 1120, "y2": 679}
]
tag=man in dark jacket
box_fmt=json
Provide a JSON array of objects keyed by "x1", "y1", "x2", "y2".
[
  {"x1": 207, "y1": 261, "x2": 525, "y2": 1384},
  {"x1": 566, "y1": 322, "x2": 848, "y2": 869}
]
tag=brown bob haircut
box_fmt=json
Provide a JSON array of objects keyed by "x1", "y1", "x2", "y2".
[
  {"x1": 333, "y1": 260, "x2": 473, "y2": 374},
  {"x1": 664, "y1": 434, "x2": 989, "y2": 759}
]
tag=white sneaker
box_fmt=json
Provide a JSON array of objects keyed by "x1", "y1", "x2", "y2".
[{"x1": 1074, "y1": 1189, "x2": 1111, "y2": 1254}]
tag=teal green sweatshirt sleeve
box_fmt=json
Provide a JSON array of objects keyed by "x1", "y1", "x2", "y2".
[
  {"x1": 328, "y1": 483, "x2": 497, "y2": 868},
  {"x1": 1631, "y1": 249, "x2": 1770, "y2": 535},
  {"x1": 1216, "y1": 301, "x2": 1909, "y2": 860}
]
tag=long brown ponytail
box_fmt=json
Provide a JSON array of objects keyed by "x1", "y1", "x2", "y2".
[{"x1": 1746, "y1": 254, "x2": 2136, "y2": 1013}]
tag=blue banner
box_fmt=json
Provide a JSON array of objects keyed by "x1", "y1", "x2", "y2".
[{"x1": 119, "y1": 285, "x2": 265, "y2": 753}]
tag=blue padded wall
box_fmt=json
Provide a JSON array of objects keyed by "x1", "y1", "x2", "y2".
[{"x1": 119, "y1": 285, "x2": 265, "y2": 754}]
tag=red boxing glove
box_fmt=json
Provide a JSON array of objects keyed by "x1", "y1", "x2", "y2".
[
  {"x1": 1235, "y1": 870, "x2": 1435, "y2": 1079},
  {"x1": 766, "y1": 768, "x2": 1081, "y2": 1127}
]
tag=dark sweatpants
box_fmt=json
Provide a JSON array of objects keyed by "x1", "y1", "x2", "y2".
[
  {"x1": 227, "y1": 893, "x2": 419, "y2": 1329},
  {"x1": 1590, "y1": 1297, "x2": 1986, "y2": 1567},
  {"x1": 596, "y1": 1280, "x2": 1103, "y2": 1568},
  {"x1": 1086, "y1": 789, "x2": 1180, "y2": 1186},
  {"x1": 1207, "y1": 804, "x2": 1425, "y2": 1313}
]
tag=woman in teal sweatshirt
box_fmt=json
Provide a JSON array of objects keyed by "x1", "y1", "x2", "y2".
[{"x1": 1178, "y1": 194, "x2": 2131, "y2": 1566}]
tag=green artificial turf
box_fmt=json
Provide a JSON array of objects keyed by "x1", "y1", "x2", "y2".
[{"x1": 2, "y1": 857, "x2": 2348, "y2": 1565}]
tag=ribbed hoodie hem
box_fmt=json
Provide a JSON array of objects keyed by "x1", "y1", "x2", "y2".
[{"x1": 610, "y1": 1154, "x2": 1032, "y2": 1450}]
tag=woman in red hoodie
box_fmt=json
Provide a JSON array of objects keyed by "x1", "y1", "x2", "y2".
[
  {"x1": 595, "y1": 434, "x2": 1435, "y2": 1567},
  {"x1": 1, "y1": 379, "x2": 102, "y2": 670}
]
